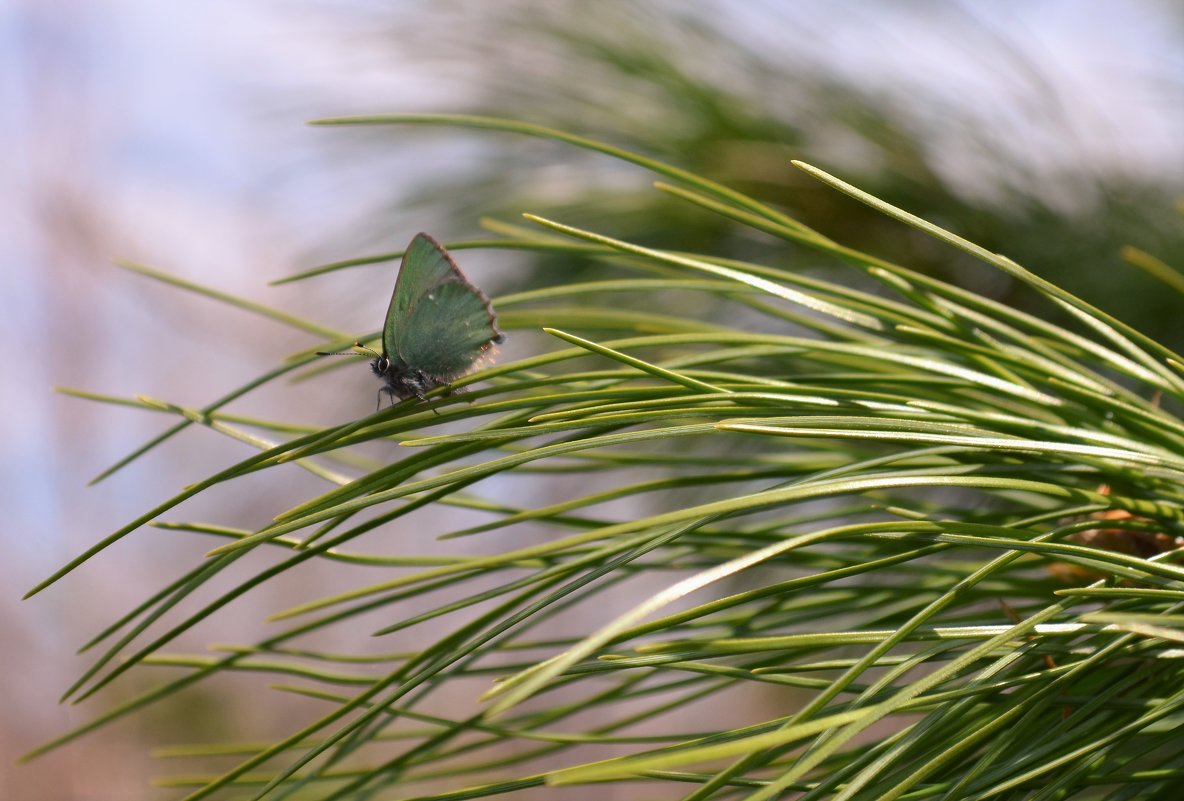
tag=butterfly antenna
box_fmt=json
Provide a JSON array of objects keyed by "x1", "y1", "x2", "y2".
[{"x1": 315, "y1": 342, "x2": 380, "y2": 358}]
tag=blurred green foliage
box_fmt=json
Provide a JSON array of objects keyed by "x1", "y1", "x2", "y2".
[{"x1": 379, "y1": 1, "x2": 1182, "y2": 346}]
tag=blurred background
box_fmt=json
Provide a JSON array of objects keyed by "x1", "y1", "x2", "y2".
[{"x1": 4, "y1": 1, "x2": 1182, "y2": 798}]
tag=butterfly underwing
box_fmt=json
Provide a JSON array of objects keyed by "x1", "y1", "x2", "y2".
[{"x1": 319, "y1": 233, "x2": 504, "y2": 407}]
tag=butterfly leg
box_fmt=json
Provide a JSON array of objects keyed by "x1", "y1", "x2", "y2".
[
  {"x1": 412, "y1": 391, "x2": 441, "y2": 416},
  {"x1": 402, "y1": 372, "x2": 441, "y2": 415},
  {"x1": 377, "y1": 387, "x2": 399, "y2": 411}
]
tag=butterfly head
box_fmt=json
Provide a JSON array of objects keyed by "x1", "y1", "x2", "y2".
[{"x1": 370, "y1": 354, "x2": 393, "y2": 378}]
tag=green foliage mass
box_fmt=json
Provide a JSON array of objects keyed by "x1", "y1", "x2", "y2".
[{"x1": 30, "y1": 116, "x2": 1184, "y2": 800}]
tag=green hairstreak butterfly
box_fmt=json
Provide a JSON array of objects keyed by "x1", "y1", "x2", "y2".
[{"x1": 318, "y1": 233, "x2": 504, "y2": 407}]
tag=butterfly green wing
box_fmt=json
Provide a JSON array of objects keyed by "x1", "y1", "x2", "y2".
[
  {"x1": 386, "y1": 233, "x2": 503, "y2": 378},
  {"x1": 382, "y1": 233, "x2": 460, "y2": 360}
]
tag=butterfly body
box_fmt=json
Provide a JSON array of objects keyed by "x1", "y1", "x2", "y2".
[
  {"x1": 369, "y1": 355, "x2": 440, "y2": 404},
  {"x1": 319, "y1": 233, "x2": 504, "y2": 408}
]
